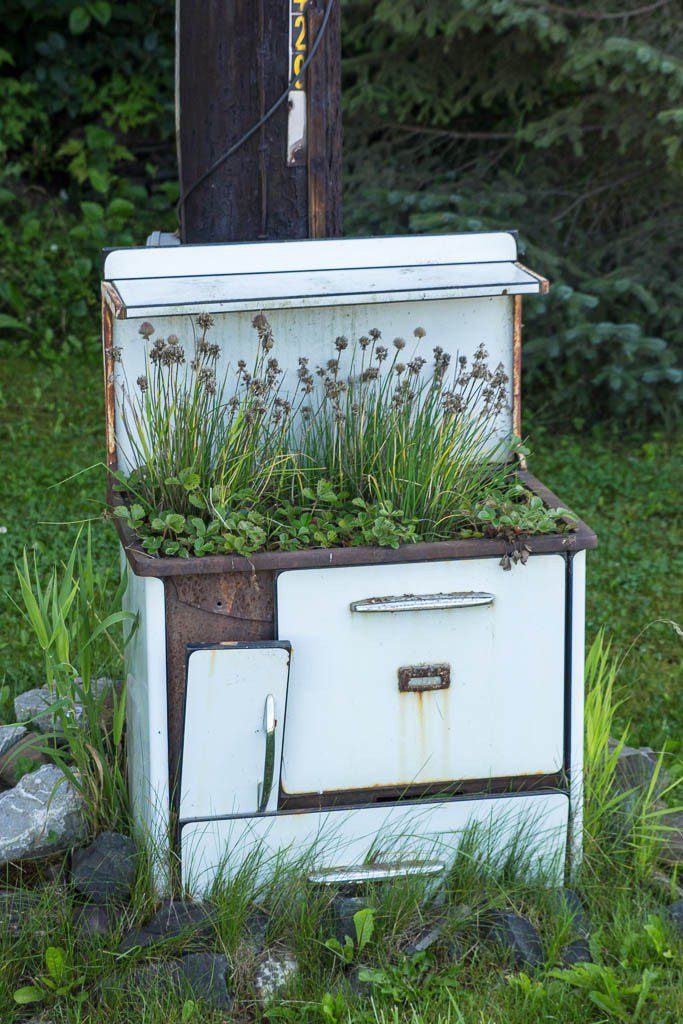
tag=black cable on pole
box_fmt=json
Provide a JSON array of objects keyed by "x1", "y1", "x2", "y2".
[{"x1": 177, "y1": 0, "x2": 335, "y2": 234}]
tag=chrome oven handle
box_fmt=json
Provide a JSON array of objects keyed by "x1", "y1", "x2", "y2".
[
  {"x1": 350, "y1": 592, "x2": 494, "y2": 614},
  {"x1": 308, "y1": 860, "x2": 446, "y2": 885},
  {"x1": 257, "y1": 694, "x2": 276, "y2": 813}
]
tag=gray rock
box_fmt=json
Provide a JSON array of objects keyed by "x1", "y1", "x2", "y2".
[
  {"x1": 0, "y1": 724, "x2": 26, "y2": 757},
  {"x1": 254, "y1": 952, "x2": 298, "y2": 1002},
  {"x1": 14, "y1": 678, "x2": 118, "y2": 736},
  {"x1": 650, "y1": 869, "x2": 683, "y2": 901},
  {"x1": 331, "y1": 894, "x2": 370, "y2": 945},
  {"x1": 99, "y1": 960, "x2": 182, "y2": 1000},
  {"x1": 609, "y1": 740, "x2": 668, "y2": 799},
  {"x1": 658, "y1": 810, "x2": 683, "y2": 866},
  {"x1": 0, "y1": 765, "x2": 86, "y2": 864},
  {"x1": 343, "y1": 965, "x2": 373, "y2": 997},
  {"x1": 245, "y1": 905, "x2": 269, "y2": 951},
  {"x1": 664, "y1": 899, "x2": 683, "y2": 934},
  {"x1": 71, "y1": 831, "x2": 137, "y2": 902},
  {"x1": 0, "y1": 888, "x2": 44, "y2": 938},
  {"x1": 561, "y1": 937, "x2": 592, "y2": 965},
  {"x1": 481, "y1": 911, "x2": 544, "y2": 968},
  {"x1": 181, "y1": 952, "x2": 232, "y2": 1010},
  {"x1": 0, "y1": 731, "x2": 49, "y2": 786},
  {"x1": 403, "y1": 921, "x2": 444, "y2": 956},
  {"x1": 118, "y1": 898, "x2": 215, "y2": 951},
  {"x1": 552, "y1": 888, "x2": 591, "y2": 938},
  {"x1": 74, "y1": 902, "x2": 117, "y2": 943}
]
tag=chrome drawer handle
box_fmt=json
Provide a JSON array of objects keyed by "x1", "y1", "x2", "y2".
[
  {"x1": 257, "y1": 694, "x2": 276, "y2": 813},
  {"x1": 308, "y1": 859, "x2": 445, "y2": 886},
  {"x1": 350, "y1": 592, "x2": 494, "y2": 614}
]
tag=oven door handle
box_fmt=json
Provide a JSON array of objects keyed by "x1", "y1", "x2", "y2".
[
  {"x1": 257, "y1": 694, "x2": 276, "y2": 813},
  {"x1": 350, "y1": 592, "x2": 494, "y2": 614},
  {"x1": 307, "y1": 859, "x2": 445, "y2": 885}
]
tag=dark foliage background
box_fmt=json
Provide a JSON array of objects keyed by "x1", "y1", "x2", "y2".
[{"x1": 1, "y1": 0, "x2": 682, "y2": 422}]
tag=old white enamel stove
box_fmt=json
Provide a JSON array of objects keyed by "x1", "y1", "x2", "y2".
[{"x1": 101, "y1": 232, "x2": 596, "y2": 894}]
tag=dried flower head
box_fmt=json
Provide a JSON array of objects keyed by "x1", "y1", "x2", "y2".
[
  {"x1": 413, "y1": 326, "x2": 426, "y2": 339},
  {"x1": 136, "y1": 375, "x2": 148, "y2": 392},
  {"x1": 335, "y1": 336, "x2": 349, "y2": 352},
  {"x1": 167, "y1": 334, "x2": 179, "y2": 347},
  {"x1": 393, "y1": 337, "x2": 406, "y2": 350},
  {"x1": 375, "y1": 345, "x2": 388, "y2": 363},
  {"x1": 139, "y1": 322, "x2": 154, "y2": 339},
  {"x1": 369, "y1": 327, "x2": 382, "y2": 340},
  {"x1": 107, "y1": 346, "x2": 123, "y2": 363},
  {"x1": 197, "y1": 313, "x2": 215, "y2": 330},
  {"x1": 252, "y1": 313, "x2": 275, "y2": 351},
  {"x1": 359, "y1": 335, "x2": 371, "y2": 350}
]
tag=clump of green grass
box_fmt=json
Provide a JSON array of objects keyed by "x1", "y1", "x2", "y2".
[
  {"x1": 9, "y1": 527, "x2": 134, "y2": 832},
  {"x1": 113, "y1": 314, "x2": 572, "y2": 558}
]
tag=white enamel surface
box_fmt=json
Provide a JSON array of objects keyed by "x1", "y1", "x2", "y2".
[
  {"x1": 111, "y1": 294, "x2": 515, "y2": 472},
  {"x1": 122, "y1": 563, "x2": 170, "y2": 892},
  {"x1": 110, "y1": 261, "x2": 539, "y2": 318},
  {"x1": 181, "y1": 791, "x2": 569, "y2": 894},
  {"x1": 277, "y1": 556, "x2": 566, "y2": 795},
  {"x1": 569, "y1": 551, "x2": 586, "y2": 875},
  {"x1": 180, "y1": 645, "x2": 290, "y2": 820},
  {"x1": 104, "y1": 231, "x2": 519, "y2": 280}
]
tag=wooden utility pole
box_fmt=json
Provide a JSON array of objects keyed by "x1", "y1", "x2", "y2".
[{"x1": 176, "y1": 0, "x2": 342, "y2": 244}]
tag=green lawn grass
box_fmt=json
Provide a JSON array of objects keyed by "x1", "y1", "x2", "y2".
[{"x1": 1, "y1": 354, "x2": 680, "y2": 752}]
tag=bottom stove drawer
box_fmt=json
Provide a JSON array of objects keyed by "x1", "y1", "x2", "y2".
[
  {"x1": 180, "y1": 791, "x2": 569, "y2": 894},
  {"x1": 277, "y1": 556, "x2": 567, "y2": 796}
]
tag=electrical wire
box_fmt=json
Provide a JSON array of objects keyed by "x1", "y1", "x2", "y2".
[{"x1": 177, "y1": 0, "x2": 335, "y2": 233}]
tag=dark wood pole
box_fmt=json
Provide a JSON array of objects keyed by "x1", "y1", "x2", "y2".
[{"x1": 176, "y1": 0, "x2": 342, "y2": 244}]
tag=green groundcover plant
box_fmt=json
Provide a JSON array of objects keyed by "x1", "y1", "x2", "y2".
[{"x1": 112, "y1": 313, "x2": 573, "y2": 559}]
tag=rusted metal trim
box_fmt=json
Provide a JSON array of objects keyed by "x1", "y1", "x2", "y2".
[
  {"x1": 101, "y1": 295, "x2": 118, "y2": 499},
  {"x1": 113, "y1": 470, "x2": 596, "y2": 579},
  {"x1": 277, "y1": 771, "x2": 567, "y2": 812},
  {"x1": 515, "y1": 261, "x2": 550, "y2": 294},
  {"x1": 512, "y1": 294, "x2": 524, "y2": 465},
  {"x1": 398, "y1": 663, "x2": 450, "y2": 693},
  {"x1": 101, "y1": 280, "x2": 126, "y2": 319}
]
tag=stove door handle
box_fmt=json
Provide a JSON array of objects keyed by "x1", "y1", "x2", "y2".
[
  {"x1": 257, "y1": 693, "x2": 276, "y2": 813},
  {"x1": 350, "y1": 591, "x2": 494, "y2": 614},
  {"x1": 307, "y1": 859, "x2": 445, "y2": 885}
]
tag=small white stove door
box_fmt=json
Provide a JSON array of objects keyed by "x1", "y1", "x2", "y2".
[
  {"x1": 179, "y1": 643, "x2": 290, "y2": 820},
  {"x1": 277, "y1": 556, "x2": 566, "y2": 795}
]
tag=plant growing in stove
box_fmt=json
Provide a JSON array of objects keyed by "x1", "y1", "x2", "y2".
[{"x1": 111, "y1": 313, "x2": 575, "y2": 559}]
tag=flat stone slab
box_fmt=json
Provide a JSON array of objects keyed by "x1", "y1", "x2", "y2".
[
  {"x1": 0, "y1": 765, "x2": 86, "y2": 865},
  {"x1": 0, "y1": 724, "x2": 26, "y2": 758},
  {"x1": 71, "y1": 831, "x2": 137, "y2": 903}
]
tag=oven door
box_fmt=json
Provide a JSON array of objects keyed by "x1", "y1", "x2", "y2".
[
  {"x1": 179, "y1": 642, "x2": 291, "y2": 820},
  {"x1": 277, "y1": 556, "x2": 566, "y2": 797}
]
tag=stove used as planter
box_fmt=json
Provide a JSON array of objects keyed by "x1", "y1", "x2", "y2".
[{"x1": 101, "y1": 231, "x2": 596, "y2": 894}]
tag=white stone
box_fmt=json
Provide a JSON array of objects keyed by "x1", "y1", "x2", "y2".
[
  {"x1": 0, "y1": 724, "x2": 27, "y2": 758},
  {"x1": 0, "y1": 765, "x2": 86, "y2": 864},
  {"x1": 254, "y1": 952, "x2": 298, "y2": 1002}
]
